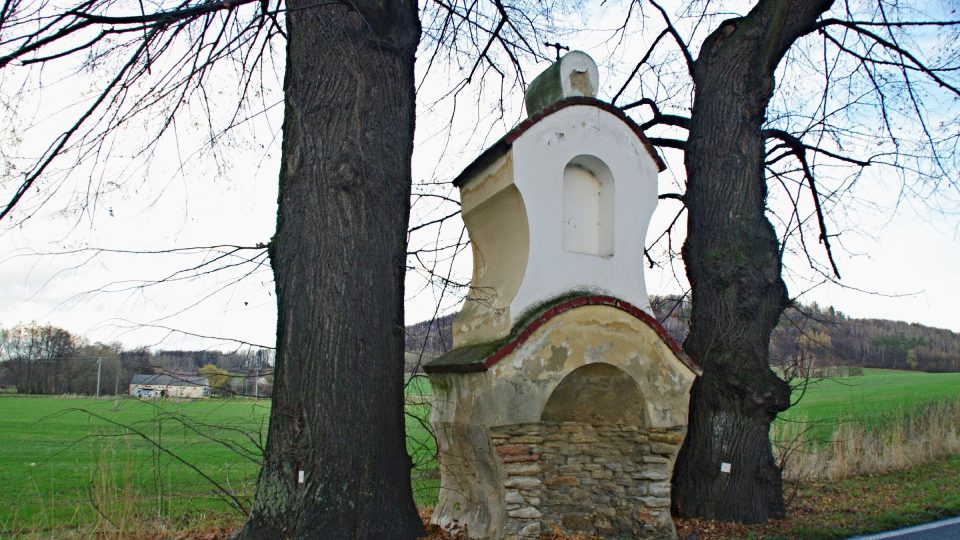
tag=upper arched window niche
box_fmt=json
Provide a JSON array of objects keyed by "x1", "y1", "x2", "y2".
[{"x1": 562, "y1": 155, "x2": 614, "y2": 257}]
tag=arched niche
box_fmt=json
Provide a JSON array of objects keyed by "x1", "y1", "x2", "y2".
[
  {"x1": 541, "y1": 362, "x2": 645, "y2": 427},
  {"x1": 562, "y1": 155, "x2": 614, "y2": 258}
]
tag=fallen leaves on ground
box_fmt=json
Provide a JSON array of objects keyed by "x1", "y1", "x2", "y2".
[{"x1": 148, "y1": 455, "x2": 960, "y2": 539}]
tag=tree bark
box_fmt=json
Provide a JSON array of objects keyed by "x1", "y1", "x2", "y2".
[
  {"x1": 234, "y1": 1, "x2": 423, "y2": 538},
  {"x1": 672, "y1": 0, "x2": 834, "y2": 523}
]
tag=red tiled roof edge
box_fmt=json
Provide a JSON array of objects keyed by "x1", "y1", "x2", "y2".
[
  {"x1": 481, "y1": 294, "x2": 700, "y2": 374},
  {"x1": 452, "y1": 97, "x2": 667, "y2": 188}
]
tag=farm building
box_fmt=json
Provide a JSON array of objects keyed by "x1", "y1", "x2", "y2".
[{"x1": 129, "y1": 374, "x2": 210, "y2": 399}]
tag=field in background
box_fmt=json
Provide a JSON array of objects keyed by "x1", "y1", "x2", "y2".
[
  {"x1": 0, "y1": 396, "x2": 268, "y2": 533},
  {"x1": 777, "y1": 368, "x2": 960, "y2": 444},
  {"x1": 774, "y1": 369, "x2": 960, "y2": 482},
  {"x1": 0, "y1": 382, "x2": 437, "y2": 536},
  {"x1": 1, "y1": 368, "x2": 958, "y2": 536}
]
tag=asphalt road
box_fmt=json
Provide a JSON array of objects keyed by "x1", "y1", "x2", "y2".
[{"x1": 849, "y1": 517, "x2": 960, "y2": 539}]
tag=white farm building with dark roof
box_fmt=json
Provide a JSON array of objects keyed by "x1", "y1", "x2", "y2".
[{"x1": 129, "y1": 374, "x2": 210, "y2": 399}]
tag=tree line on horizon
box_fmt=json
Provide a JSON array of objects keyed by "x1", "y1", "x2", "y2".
[
  {"x1": 0, "y1": 323, "x2": 275, "y2": 396},
  {"x1": 405, "y1": 297, "x2": 960, "y2": 374}
]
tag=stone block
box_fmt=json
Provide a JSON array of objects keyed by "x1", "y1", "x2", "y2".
[
  {"x1": 545, "y1": 476, "x2": 579, "y2": 487},
  {"x1": 591, "y1": 469, "x2": 613, "y2": 480},
  {"x1": 606, "y1": 483, "x2": 626, "y2": 496},
  {"x1": 570, "y1": 432, "x2": 598, "y2": 444},
  {"x1": 505, "y1": 490, "x2": 524, "y2": 504},
  {"x1": 519, "y1": 522, "x2": 541, "y2": 536},
  {"x1": 648, "y1": 431, "x2": 684, "y2": 444},
  {"x1": 496, "y1": 444, "x2": 531, "y2": 456},
  {"x1": 502, "y1": 454, "x2": 541, "y2": 464},
  {"x1": 507, "y1": 506, "x2": 542, "y2": 519},
  {"x1": 633, "y1": 470, "x2": 668, "y2": 481},
  {"x1": 649, "y1": 442, "x2": 676, "y2": 454},
  {"x1": 638, "y1": 496, "x2": 670, "y2": 508},
  {"x1": 648, "y1": 483, "x2": 670, "y2": 497},
  {"x1": 505, "y1": 476, "x2": 541, "y2": 489},
  {"x1": 504, "y1": 462, "x2": 542, "y2": 476}
]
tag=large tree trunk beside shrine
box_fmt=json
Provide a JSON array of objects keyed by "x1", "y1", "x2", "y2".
[
  {"x1": 233, "y1": 2, "x2": 423, "y2": 538},
  {"x1": 672, "y1": 0, "x2": 834, "y2": 523}
]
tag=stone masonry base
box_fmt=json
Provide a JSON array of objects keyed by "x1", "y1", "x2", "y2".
[{"x1": 490, "y1": 422, "x2": 683, "y2": 539}]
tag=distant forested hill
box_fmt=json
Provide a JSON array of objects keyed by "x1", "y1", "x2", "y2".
[{"x1": 405, "y1": 297, "x2": 960, "y2": 373}]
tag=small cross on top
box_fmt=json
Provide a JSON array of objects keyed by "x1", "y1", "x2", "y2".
[{"x1": 544, "y1": 41, "x2": 570, "y2": 61}]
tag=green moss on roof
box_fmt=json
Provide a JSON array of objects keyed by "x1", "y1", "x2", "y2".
[
  {"x1": 509, "y1": 289, "x2": 597, "y2": 335},
  {"x1": 424, "y1": 289, "x2": 600, "y2": 372},
  {"x1": 424, "y1": 340, "x2": 506, "y2": 371},
  {"x1": 525, "y1": 61, "x2": 564, "y2": 118}
]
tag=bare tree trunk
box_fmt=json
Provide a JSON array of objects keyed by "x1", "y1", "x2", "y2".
[
  {"x1": 234, "y1": 2, "x2": 423, "y2": 537},
  {"x1": 672, "y1": 0, "x2": 834, "y2": 523}
]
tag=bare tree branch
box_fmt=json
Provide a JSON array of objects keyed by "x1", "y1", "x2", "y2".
[
  {"x1": 648, "y1": 0, "x2": 694, "y2": 75},
  {"x1": 764, "y1": 128, "x2": 842, "y2": 278}
]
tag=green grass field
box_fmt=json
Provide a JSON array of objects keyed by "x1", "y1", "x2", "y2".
[
  {"x1": 778, "y1": 368, "x2": 960, "y2": 444},
  {"x1": 0, "y1": 377, "x2": 437, "y2": 534},
  {"x1": 1, "y1": 369, "x2": 958, "y2": 534},
  {"x1": 0, "y1": 395, "x2": 270, "y2": 532}
]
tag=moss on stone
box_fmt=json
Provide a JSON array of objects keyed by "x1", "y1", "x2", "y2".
[
  {"x1": 424, "y1": 340, "x2": 506, "y2": 370},
  {"x1": 524, "y1": 61, "x2": 564, "y2": 118},
  {"x1": 425, "y1": 289, "x2": 600, "y2": 371}
]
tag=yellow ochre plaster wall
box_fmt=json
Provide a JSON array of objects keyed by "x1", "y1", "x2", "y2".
[
  {"x1": 430, "y1": 305, "x2": 695, "y2": 539},
  {"x1": 454, "y1": 151, "x2": 530, "y2": 347}
]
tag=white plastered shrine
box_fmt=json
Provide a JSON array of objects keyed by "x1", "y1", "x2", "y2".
[{"x1": 453, "y1": 52, "x2": 664, "y2": 347}]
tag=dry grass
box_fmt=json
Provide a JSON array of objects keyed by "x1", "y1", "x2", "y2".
[{"x1": 775, "y1": 398, "x2": 960, "y2": 481}]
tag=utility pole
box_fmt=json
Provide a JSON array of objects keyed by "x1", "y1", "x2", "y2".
[{"x1": 95, "y1": 357, "x2": 102, "y2": 398}]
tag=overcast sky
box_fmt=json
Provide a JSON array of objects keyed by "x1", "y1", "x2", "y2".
[{"x1": 1, "y1": 1, "x2": 957, "y2": 351}]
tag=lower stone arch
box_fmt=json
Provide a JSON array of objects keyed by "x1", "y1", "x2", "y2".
[
  {"x1": 541, "y1": 362, "x2": 646, "y2": 426},
  {"x1": 490, "y1": 362, "x2": 675, "y2": 538}
]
